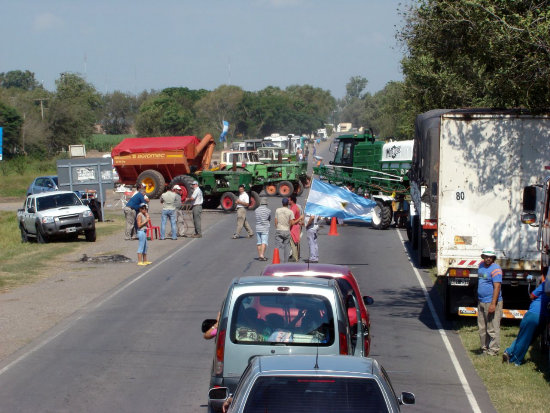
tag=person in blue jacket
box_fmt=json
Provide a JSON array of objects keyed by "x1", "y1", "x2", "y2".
[{"x1": 503, "y1": 279, "x2": 549, "y2": 366}]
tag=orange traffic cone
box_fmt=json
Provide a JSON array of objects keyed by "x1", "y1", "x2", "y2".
[
  {"x1": 328, "y1": 217, "x2": 339, "y2": 236},
  {"x1": 272, "y1": 248, "x2": 281, "y2": 264}
]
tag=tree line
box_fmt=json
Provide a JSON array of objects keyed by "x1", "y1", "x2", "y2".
[{"x1": 1, "y1": 0, "x2": 548, "y2": 158}]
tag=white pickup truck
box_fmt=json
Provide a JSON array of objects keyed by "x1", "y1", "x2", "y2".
[{"x1": 17, "y1": 191, "x2": 96, "y2": 243}]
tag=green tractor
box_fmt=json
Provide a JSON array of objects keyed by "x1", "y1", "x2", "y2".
[{"x1": 314, "y1": 131, "x2": 412, "y2": 229}]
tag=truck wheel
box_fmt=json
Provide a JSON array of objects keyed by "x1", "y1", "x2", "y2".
[
  {"x1": 248, "y1": 191, "x2": 260, "y2": 210},
  {"x1": 85, "y1": 228, "x2": 97, "y2": 242},
  {"x1": 20, "y1": 225, "x2": 28, "y2": 243},
  {"x1": 170, "y1": 175, "x2": 195, "y2": 200},
  {"x1": 277, "y1": 181, "x2": 294, "y2": 197},
  {"x1": 264, "y1": 184, "x2": 277, "y2": 196},
  {"x1": 371, "y1": 200, "x2": 392, "y2": 230},
  {"x1": 220, "y1": 192, "x2": 237, "y2": 212},
  {"x1": 293, "y1": 181, "x2": 304, "y2": 196},
  {"x1": 138, "y1": 170, "x2": 166, "y2": 199},
  {"x1": 36, "y1": 225, "x2": 48, "y2": 244}
]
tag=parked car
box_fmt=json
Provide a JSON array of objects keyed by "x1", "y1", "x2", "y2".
[
  {"x1": 203, "y1": 276, "x2": 366, "y2": 411},
  {"x1": 26, "y1": 175, "x2": 58, "y2": 196},
  {"x1": 208, "y1": 355, "x2": 415, "y2": 412},
  {"x1": 261, "y1": 263, "x2": 374, "y2": 356}
]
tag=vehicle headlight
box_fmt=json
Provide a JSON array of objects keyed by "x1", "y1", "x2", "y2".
[
  {"x1": 41, "y1": 216, "x2": 55, "y2": 224},
  {"x1": 83, "y1": 210, "x2": 93, "y2": 218}
]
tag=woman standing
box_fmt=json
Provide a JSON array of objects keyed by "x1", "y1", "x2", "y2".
[{"x1": 136, "y1": 203, "x2": 152, "y2": 266}]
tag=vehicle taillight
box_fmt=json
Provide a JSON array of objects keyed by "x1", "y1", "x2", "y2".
[
  {"x1": 215, "y1": 329, "x2": 226, "y2": 375},
  {"x1": 339, "y1": 332, "x2": 348, "y2": 355},
  {"x1": 449, "y1": 268, "x2": 470, "y2": 277},
  {"x1": 423, "y1": 219, "x2": 437, "y2": 230}
]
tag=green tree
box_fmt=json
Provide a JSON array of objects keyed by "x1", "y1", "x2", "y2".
[
  {"x1": 0, "y1": 101, "x2": 23, "y2": 157},
  {"x1": 194, "y1": 85, "x2": 244, "y2": 138},
  {"x1": 101, "y1": 91, "x2": 138, "y2": 134},
  {"x1": 0, "y1": 70, "x2": 41, "y2": 90},
  {"x1": 345, "y1": 76, "x2": 368, "y2": 102}
]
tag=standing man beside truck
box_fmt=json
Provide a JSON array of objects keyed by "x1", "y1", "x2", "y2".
[
  {"x1": 124, "y1": 184, "x2": 149, "y2": 240},
  {"x1": 477, "y1": 248, "x2": 503, "y2": 356},
  {"x1": 185, "y1": 181, "x2": 203, "y2": 238}
]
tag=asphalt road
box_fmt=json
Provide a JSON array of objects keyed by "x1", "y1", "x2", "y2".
[{"x1": 0, "y1": 143, "x2": 496, "y2": 413}]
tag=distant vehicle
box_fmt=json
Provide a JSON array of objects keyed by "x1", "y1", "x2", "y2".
[
  {"x1": 208, "y1": 355, "x2": 415, "y2": 412},
  {"x1": 231, "y1": 141, "x2": 246, "y2": 151},
  {"x1": 261, "y1": 263, "x2": 374, "y2": 356},
  {"x1": 256, "y1": 147, "x2": 289, "y2": 163},
  {"x1": 203, "y1": 275, "x2": 367, "y2": 410},
  {"x1": 243, "y1": 139, "x2": 265, "y2": 151},
  {"x1": 26, "y1": 175, "x2": 58, "y2": 196},
  {"x1": 218, "y1": 150, "x2": 262, "y2": 170}
]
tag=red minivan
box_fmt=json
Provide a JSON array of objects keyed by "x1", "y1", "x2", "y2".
[{"x1": 261, "y1": 263, "x2": 374, "y2": 356}]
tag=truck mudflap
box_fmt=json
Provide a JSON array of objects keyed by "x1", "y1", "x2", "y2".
[{"x1": 458, "y1": 307, "x2": 528, "y2": 319}]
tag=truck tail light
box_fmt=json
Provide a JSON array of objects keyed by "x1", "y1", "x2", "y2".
[
  {"x1": 215, "y1": 329, "x2": 226, "y2": 375},
  {"x1": 339, "y1": 332, "x2": 348, "y2": 355},
  {"x1": 449, "y1": 268, "x2": 470, "y2": 277},
  {"x1": 423, "y1": 219, "x2": 437, "y2": 230}
]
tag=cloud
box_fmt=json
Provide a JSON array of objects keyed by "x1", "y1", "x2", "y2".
[{"x1": 33, "y1": 12, "x2": 63, "y2": 31}]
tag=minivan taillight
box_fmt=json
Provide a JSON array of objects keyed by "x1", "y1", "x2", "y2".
[
  {"x1": 339, "y1": 332, "x2": 348, "y2": 355},
  {"x1": 215, "y1": 329, "x2": 226, "y2": 375}
]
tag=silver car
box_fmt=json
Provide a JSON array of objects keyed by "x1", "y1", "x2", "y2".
[
  {"x1": 204, "y1": 276, "x2": 366, "y2": 410},
  {"x1": 209, "y1": 355, "x2": 415, "y2": 412}
]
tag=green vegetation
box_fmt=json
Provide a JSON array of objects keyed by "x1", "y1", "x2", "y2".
[
  {"x1": 0, "y1": 157, "x2": 57, "y2": 198},
  {"x1": 85, "y1": 134, "x2": 133, "y2": 152},
  {"x1": 0, "y1": 211, "x2": 124, "y2": 292},
  {"x1": 457, "y1": 319, "x2": 550, "y2": 413}
]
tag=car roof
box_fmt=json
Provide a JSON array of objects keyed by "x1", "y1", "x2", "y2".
[
  {"x1": 254, "y1": 355, "x2": 376, "y2": 376},
  {"x1": 261, "y1": 263, "x2": 351, "y2": 279},
  {"x1": 35, "y1": 175, "x2": 57, "y2": 179},
  {"x1": 235, "y1": 275, "x2": 332, "y2": 287},
  {"x1": 31, "y1": 190, "x2": 76, "y2": 198}
]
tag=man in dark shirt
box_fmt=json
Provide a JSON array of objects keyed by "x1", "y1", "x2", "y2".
[{"x1": 124, "y1": 184, "x2": 149, "y2": 240}]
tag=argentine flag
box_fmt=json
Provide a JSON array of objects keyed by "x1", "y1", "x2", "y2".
[
  {"x1": 219, "y1": 120, "x2": 229, "y2": 142},
  {"x1": 305, "y1": 179, "x2": 376, "y2": 222}
]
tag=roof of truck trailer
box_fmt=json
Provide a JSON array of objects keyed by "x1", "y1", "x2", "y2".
[{"x1": 111, "y1": 136, "x2": 200, "y2": 156}]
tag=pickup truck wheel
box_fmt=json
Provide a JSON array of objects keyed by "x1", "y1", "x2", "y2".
[
  {"x1": 138, "y1": 170, "x2": 166, "y2": 199},
  {"x1": 264, "y1": 183, "x2": 277, "y2": 196},
  {"x1": 277, "y1": 181, "x2": 294, "y2": 197},
  {"x1": 248, "y1": 191, "x2": 260, "y2": 210},
  {"x1": 220, "y1": 192, "x2": 237, "y2": 212},
  {"x1": 85, "y1": 228, "x2": 97, "y2": 242},
  {"x1": 371, "y1": 200, "x2": 392, "y2": 230},
  {"x1": 20, "y1": 225, "x2": 28, "y2": 243},
  {"x1": 36, "y1": 225, "x2": 48, "y2": 244}
]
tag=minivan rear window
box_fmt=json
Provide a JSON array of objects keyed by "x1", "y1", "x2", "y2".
[
  {"x1": 243, "y1": 376, "x2": 388, "y2": 413},
  {"x1": 230, "y1": 293, "x2": 334, "y2": 346}
]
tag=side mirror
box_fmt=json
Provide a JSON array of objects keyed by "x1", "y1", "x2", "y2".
[
  {"x1": 202, "y1": 319, "x2": 217, "y2": 333},
  {"x1": 208, "y1": 387, "x2": 229, "y2": 400},
  {"x1": 399, "y1": 391, "x2": 415, "y2": 405},
  {"x1": 363, "y1": 296, "x2": 374, "y2": 306}
]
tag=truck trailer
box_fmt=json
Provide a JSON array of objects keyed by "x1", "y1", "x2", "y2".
[{"x1": 409, "y1": 109, "x2": 550, "y2": 319}]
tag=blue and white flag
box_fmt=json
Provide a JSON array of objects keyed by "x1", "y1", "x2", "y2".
[
  {"x1": 219, "y1": 120, "x2": 229, "y2": 142},
  {"x1": 304, "y1": 179, "x2": 376, "y2": 222}
]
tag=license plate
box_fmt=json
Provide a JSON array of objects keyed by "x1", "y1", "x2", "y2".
[
  {"x1": 66, "y1": 227, "x2": 77, "y2": 233},
  {"x1": 450, "y1": 278, "x2": 469, "y2": 286}
]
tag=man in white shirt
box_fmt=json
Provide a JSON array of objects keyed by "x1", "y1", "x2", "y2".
[
  {"x1": 233, "y1": 184, "x2": 254, "y2": 239},
  {"x1": 185, "y1": 180, "x2": 203, "y2": 238}
]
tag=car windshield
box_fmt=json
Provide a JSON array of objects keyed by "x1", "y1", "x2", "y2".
[
  {"x1": 243, "y1": 376, "x2": 388, "y2": 413},
  {"x1": 36, "y1": 193, "x2": 82, "y2": 211},
  {"x1": 230, "y1": 293, "x2": 334, "y2": 346}
]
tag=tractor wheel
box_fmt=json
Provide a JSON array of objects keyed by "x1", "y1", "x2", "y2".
[
  {"x1": 264, "y1": 184, "x2": 278, "y2": 196},
  {"x1": 293, "y1": 181, "x2": 304, "y2": 196},
  {"x1": 248, "y1": 191, "x2": 260, "y2": 210},
  {"x1": 220, "y1": 192, "x2": 237, "y2": 212},
  {"x1": 371, "y1": 200, "x2": 392, "y2": 230},
  {"x1": 170, "y1": 175, "x2": 195, "y2": 200},
  {"x1": 138, "y1": 170, "x2": 166, "y2": 199},
  {"x1": 277, "y1": 181, "x2": 294, "y2": 197}
]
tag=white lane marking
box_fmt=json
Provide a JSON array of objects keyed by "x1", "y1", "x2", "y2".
[
  {"x1": 0, "y1": 219, "x2": 224, "y2": 377},
  {"x1": 395, "y1": 229, "x2": 481, "y2": 413}
]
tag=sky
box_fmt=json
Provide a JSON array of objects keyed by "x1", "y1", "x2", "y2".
[{"x1": 1, "y1": 0, "x2": 410, "y2": 99}]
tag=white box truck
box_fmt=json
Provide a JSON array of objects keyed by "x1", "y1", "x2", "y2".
[{"x1": 409, "y1": 109, "x2": 550, "y2": 319}]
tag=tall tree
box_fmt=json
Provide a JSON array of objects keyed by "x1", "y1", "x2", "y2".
[
  {"x1": 194, "y1": 85, "x2": 244, "y2": 138},
  {"x1": 0, "y1": 70, "x2": 41, "y2": 90},
  {"x1": 0, "y1": 101, "x2": 23, "y2": 156}
]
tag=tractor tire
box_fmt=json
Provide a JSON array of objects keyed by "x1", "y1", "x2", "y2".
[
  {"x1": 264, "y1": 183, "x2": 278, "y2": 196},
  {"x1": 371, "y1": 200, "x2": 392, "y2": 230},
  {"x1": 248, "y1": 191, "x2": 260, "y2": 210},
  {"x1": 277, "y1": 181, "x2": 294, "y2": 197},
  {"x1": 294, "y1": 181, "x2": 304, "y2": 196},
  {"x1": 36, "y1": 224, "x2": 48, "y2": 244},
  {"x1": 170, "y1": 175, "x2": 195, "y2": 200},
  {"x1": 138, "y1": 169, "x2": 166, "y2": 199},
  {"x1": 85, "y1": 228, "x2": 97, "y2": 242},
  {"x1": 20, "y1": 225, "x2": 28, "y2": 243},
  {"x1": 220, "y1": 192, "x2": 237, "y2": 212}
]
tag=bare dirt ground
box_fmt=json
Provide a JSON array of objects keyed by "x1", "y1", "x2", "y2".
[{"x1": 0, "y1": 190, "x2": 224, "y2": 362}]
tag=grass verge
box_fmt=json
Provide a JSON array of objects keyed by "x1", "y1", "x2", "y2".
[{"x1": 0, "y1": 212, "x2": 124, "y2": 292}]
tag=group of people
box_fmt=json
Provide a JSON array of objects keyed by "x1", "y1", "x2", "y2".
[{"x1": 477, "y1": 248, "x2": 549, "y2": 366}]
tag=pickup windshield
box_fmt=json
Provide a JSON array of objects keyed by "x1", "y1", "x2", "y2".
[{"x1": 36, "y1": 193, "x2": 82, "y2": 211}]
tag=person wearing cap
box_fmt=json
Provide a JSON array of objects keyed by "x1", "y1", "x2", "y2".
[
  {"x1": 136, "y1": 203, "x2": 151, "y2": 265},
  {"x1": 477, "y1": 248, "x2": 503, "y2": 356},
  {"x1": 254, "y1": 198, "x2": 271, "y2": 261},
  {"x1": 274, "y1": 197, "x2": 294, "y2": 262},
  {"x1": 160, "y1": 184, "x2": 179, "y2": 240},
  {"x1": 124, "y1": 183, "x2": 149, "y2": 240},
  {"x1": 184, "y1": 181, "x2": 203, "y2": 238},
  {"x1": 233, "y1": 184, "x2": 254, "y2": 239}
]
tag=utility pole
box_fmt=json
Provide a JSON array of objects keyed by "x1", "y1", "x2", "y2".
[{"x1": 34, "y1": 98, "x2": 48, "y2": 120}]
